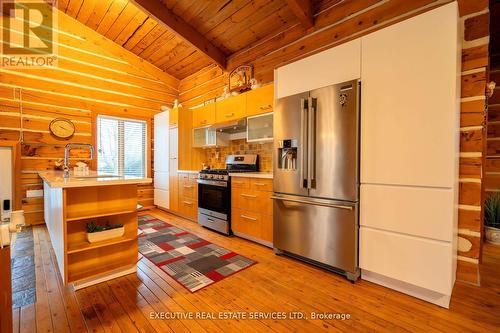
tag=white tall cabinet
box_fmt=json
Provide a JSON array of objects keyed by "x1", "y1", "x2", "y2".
[
  {"x1": 359, "y1": 2, "x2": 460, "y2": 308},
  {"x1": 154, "y1": 111, "x2": 170, "y2": 209}
]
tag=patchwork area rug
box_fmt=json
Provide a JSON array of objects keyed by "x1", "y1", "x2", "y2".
[{"x1": 138, "y1": 215, "x2": 256, "y2": 292}]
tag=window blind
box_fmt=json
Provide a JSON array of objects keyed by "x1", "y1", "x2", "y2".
[{"x1": 97, "y1": 115, "x2": 147, "y2": 177}]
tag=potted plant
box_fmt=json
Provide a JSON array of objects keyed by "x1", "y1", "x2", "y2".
[
  {"x1": 484, "y1": 194, "x2": 500, "y2": 245},
  {"x1": 86, "y1": 221, "x2": 124, "y2": 243}
]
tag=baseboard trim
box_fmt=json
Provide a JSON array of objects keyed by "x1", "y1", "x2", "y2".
[{"x1": 362, "y1": 270, "x2": 451, "y2": 308}]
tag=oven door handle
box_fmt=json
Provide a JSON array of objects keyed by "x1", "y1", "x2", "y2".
[{"x1": 197, "y1": 179, "x2": 228, "y2": 187}]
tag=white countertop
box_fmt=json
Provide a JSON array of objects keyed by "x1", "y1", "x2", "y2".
[
  {"x1": 177, "y1": 170, "x2": 199, "y2": 174},
  {"x1": 39, "y1": 171, "x2": 152, "y2": 188},
  {"x1": 229, "y1": 172, "x2": 273, "y2": 179}
]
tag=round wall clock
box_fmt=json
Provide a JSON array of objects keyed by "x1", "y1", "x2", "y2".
[{"x1": 49, "y1": 118, "x2": 75, "y2": 139}]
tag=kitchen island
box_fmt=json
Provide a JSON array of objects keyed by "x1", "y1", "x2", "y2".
[{"x1": 40, "y1": 171, "x2": 152, "y2": 289}]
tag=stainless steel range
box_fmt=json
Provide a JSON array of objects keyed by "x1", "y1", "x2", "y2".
[{"x1": 197, "y1": 155, "x2": 258, "y2": 235}]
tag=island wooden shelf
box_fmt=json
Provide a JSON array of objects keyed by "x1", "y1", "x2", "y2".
[
  {"x1": 67, "y1": 234, "x2": 138, "y2": 254},
  {"x1": 66, "y1": 209, "x2": 137, "y2": 222}
]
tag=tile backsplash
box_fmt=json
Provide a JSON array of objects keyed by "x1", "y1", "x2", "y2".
[{"x1": 204, "y1": 139, "x2": 273, "y2": 172}]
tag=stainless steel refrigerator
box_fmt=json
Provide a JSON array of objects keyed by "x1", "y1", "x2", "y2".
[{"x1": 272, "y1": 79, "x2": 360, "y2": 281}]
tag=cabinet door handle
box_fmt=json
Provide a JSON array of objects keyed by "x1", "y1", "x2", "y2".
[
  {"x1": 183, "y1": 185, "x2": 193, "y2": 188},
  {"x1": 233, "y1": 181, "x2": 244, "y2": 184},
  {"x1": 240, "y1": 214, "x2": 257, "y2": 221},
  {"x1": 260, "y1": 105, "x2": 272, "y2": 110},
  {"x1": 254, "y1": 183, "x2": 266, "y2": 186},
  {"x1": 183, "y1": 201, "x2": 193, "y2": 205},
  {"x1": 225, "y1": 113, "x2": 235, "y2": 117},
  {"x1": 240, "y1": 194, "x2": 257, "y2": 198}
]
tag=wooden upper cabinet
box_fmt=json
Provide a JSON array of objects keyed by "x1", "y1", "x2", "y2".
[
  {"x1": 193, "y1": 103, "x2": 215, "y2": 127},
  {"x1": 170, "y1": 107, "x2": 179, "y2": 126},
  {"x1": 215, "y1": 93, "x2": 246, "y2": 123},
  {"x1": 246, "y1": 85, "x2": 274, "y2": 117}
]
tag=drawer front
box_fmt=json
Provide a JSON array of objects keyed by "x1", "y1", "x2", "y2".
[
  {"x1": 360, "y1": 226, "x2": 453, "y2": 295},
  {"x1": 232, "y1": 208, "x2": 261, "y2": 239},
  {"x1": 231, "y1": 177, "x2": 250, "y2": 189},
  {"x1": 232, "y1": 188, "x2": 272, "y2": 215},
  {"x1": 250, "y1": 178, "x2": 273, "y2": 192},
  {"x1": 360, "y1": 184, "x2": 454, "y2": 242},
  {"x1": 179, "y1": 197, "x2": 197, "y2": 219},
  {"x1": 179, "y1": 181, "x2": 197, "y2": 199}
]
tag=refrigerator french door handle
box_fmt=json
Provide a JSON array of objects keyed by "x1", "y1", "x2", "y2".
[
  {"x1": 307, "y1": 97, "x2": 317, "y2": 189},
  {"x1": 271, "y1": 195, "x2": 354, "y2": 210},
  {"x1": 300, "y1": 98, "x2": 308, "y2": 189}
]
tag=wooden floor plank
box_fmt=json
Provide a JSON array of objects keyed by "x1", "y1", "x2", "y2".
[
  {"x1": 32, "y1": 227, "x2": 54, "y2": 333},
  {"x1": 37, "y1": 228, "x2": 71, "y2": 333},
  {"x1": 19, "y1": 304, "x2": 36, "y2": 333},
  {"x1": 19, "y1": 211, "x2": 500, "y2": 333},
  {"x1": 46, "y1": 232, "x2": 88, "y2": 333},
  {"x1": 93, "y1": 283, "x2": 140, "y2": 333},
  {"x1": 12, "y1": 307, "x2": 20, "y2": 333}
]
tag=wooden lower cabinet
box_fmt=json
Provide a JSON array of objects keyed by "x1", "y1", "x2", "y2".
[
  {"x1": 176, "y1": 173, "x2": 198, "y2": 221},
  {"x1": 231, "y1": 177, "x2": 273, "y2": 246}
]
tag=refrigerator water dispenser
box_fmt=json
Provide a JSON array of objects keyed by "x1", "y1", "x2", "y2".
[{"x1": 278, "y1": 139, "x2": 297, "y2": 170}]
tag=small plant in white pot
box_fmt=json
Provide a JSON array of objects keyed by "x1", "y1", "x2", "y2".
[
  {"x1": 86, "y1": 221, "x2": 124, "y2": 243},
  {"x1": 484, "y1": 194, "x2": 500, "y2": 245}
]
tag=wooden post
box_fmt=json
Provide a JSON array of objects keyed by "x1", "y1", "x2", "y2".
[{"x1": 0, "y1": 246, "x2": 13, "y2": 333}]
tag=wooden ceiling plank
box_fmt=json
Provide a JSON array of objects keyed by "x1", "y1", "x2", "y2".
[
  {"x1": 129, "y1": 0, "x2": 227, "y2": 69},
  {"x1": 196, "y1": 0, "x2": 250, "y2": 35},
  {"x1": 114, "y1": 10, "x2": 149, "y2": 46},
  {"x1": 58, "y1": 0, "x2": 70, "y2": 13},
  {"x1": 130, "y1": 24, "x2": 165, "y2": 55},
  {"x1": 286, "y1": 0, "x2": 314, "y2": 28},
  {"x1": 96, "y1": 0, "x2": 128, "y2": 35},
  {"x1": 75, "y1": 0, "x2": 97, "y2": 25},
  {"x1": 86, "y1": 0, "x2": 113, "y2": 30},
  {"x1": 123, "y1": 18, "x2": 158, "y2": 50},
  {"x1": 139, "y1": 32, "x2": 176, "y2": 60},
  {"x1": 105, "y1": 3, "x2": 140, "y2": 41},
  {"x1": 66, "y1": 0, "x2": 84, "y2": 17}
]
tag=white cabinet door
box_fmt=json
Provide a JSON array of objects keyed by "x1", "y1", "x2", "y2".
[
  {"x1": 360, "y1": 227, "x2": 454, "y2": 295},
  {"x1": 169, "y1": 127, "x2": 178, "y2": 159},
  {"x1": 275, "y1": 39, "x2": 361, "y2": 99},
  {"x1": 154, "y1": 189, "x2": 169, "y2": 209},
  {"x1": 360, "y1": 184, "x2": 454, "y2": 242},
  {"x1": 360, "y1": 3, "x2": 460, "y2": 188},
  {"x1": 154, "y1": 111, "x2": 169, "y2": 173},
  {"x1": 154, "y1": 171, "x2": 168, "y2": 190}
]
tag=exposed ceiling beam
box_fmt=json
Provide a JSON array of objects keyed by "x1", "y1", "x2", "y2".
[
  {"x1": 286, "y1": 0, "x2": 314, "y2": 29},
  {"x1": 130, "y1": 0, "x2": 227, "y2": 69}
]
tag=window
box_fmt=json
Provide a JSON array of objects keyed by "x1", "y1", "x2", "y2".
[{"x1": 97, "y1": 115, "x2": 147, "y2": 177}]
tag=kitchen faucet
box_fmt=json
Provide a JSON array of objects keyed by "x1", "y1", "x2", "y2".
[{"x1": 63, "y1": 143, "x2": 95, "y2": 178}]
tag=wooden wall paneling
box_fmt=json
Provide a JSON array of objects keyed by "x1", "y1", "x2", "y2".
[
  {"x1": 457, "y1": 0, "x2": 489, "y2": 285},
  {"x1": 0, "y1": 8, "x2": 178, "y2": 224}
]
